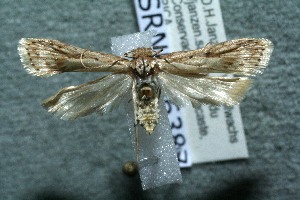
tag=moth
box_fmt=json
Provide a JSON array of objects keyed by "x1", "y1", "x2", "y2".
[{"x1": 18, "y1": 38, "x2": 273, "y2": 135}]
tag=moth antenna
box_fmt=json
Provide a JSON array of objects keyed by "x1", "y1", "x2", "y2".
[
  {"x1": 81, "y1": 49, "x2": 124, "y2": 70},
  {"x1": 153, "y1": 48, "x2": 163, "y2": 56},
  {"x1": 80, "y1": 50, "x2": 89, "y2": 68},
  {"x1": 163, "y1": 58, "x2": 172, "y2": 64},
  {"x1": 164, "y1": 58, "x2": 181, "y2": 70},
  {"x1": 110, "y1": 59, "x2": 124, "y2": 68},
  {"x1": 205, "y1": 41, "x2": 213, "y2": 47}
]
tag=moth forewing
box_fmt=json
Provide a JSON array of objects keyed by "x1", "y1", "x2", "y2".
[
  {"x1": 18, "y1": 38, "x2": 131, "y2": 77},
  {"x1": 158, "y1": 38, "x2": 273, "y2": 77}
]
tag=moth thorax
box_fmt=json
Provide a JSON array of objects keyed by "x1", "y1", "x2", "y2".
[{"x1": 135, "y1": 57, "x2": 152, "y2": 76}]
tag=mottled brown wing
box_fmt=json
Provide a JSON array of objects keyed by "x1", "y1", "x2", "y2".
[
  {"x1": 158, "y1": 38, "x2": 273, "y2": 76},
  {"x1": 18, "y1": 38, "x2": 130, "y2": 76}
]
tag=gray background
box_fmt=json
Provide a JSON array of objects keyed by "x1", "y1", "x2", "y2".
[{"x1": 0, "y1": 0, "x2": 299, "y2": 199}]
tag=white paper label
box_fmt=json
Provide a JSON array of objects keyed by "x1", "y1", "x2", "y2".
[{"x1": 134, "y1": 0, "x2": 249, "y2": 166}]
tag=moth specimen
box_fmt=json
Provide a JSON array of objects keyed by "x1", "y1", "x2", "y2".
[{"x1": 18, "y1": 38, "x2": 273, "y2": 135}]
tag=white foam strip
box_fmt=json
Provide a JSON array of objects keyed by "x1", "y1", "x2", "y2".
[{"x1": 111, "y1": 31, "x2": 182, "y2": 190}]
